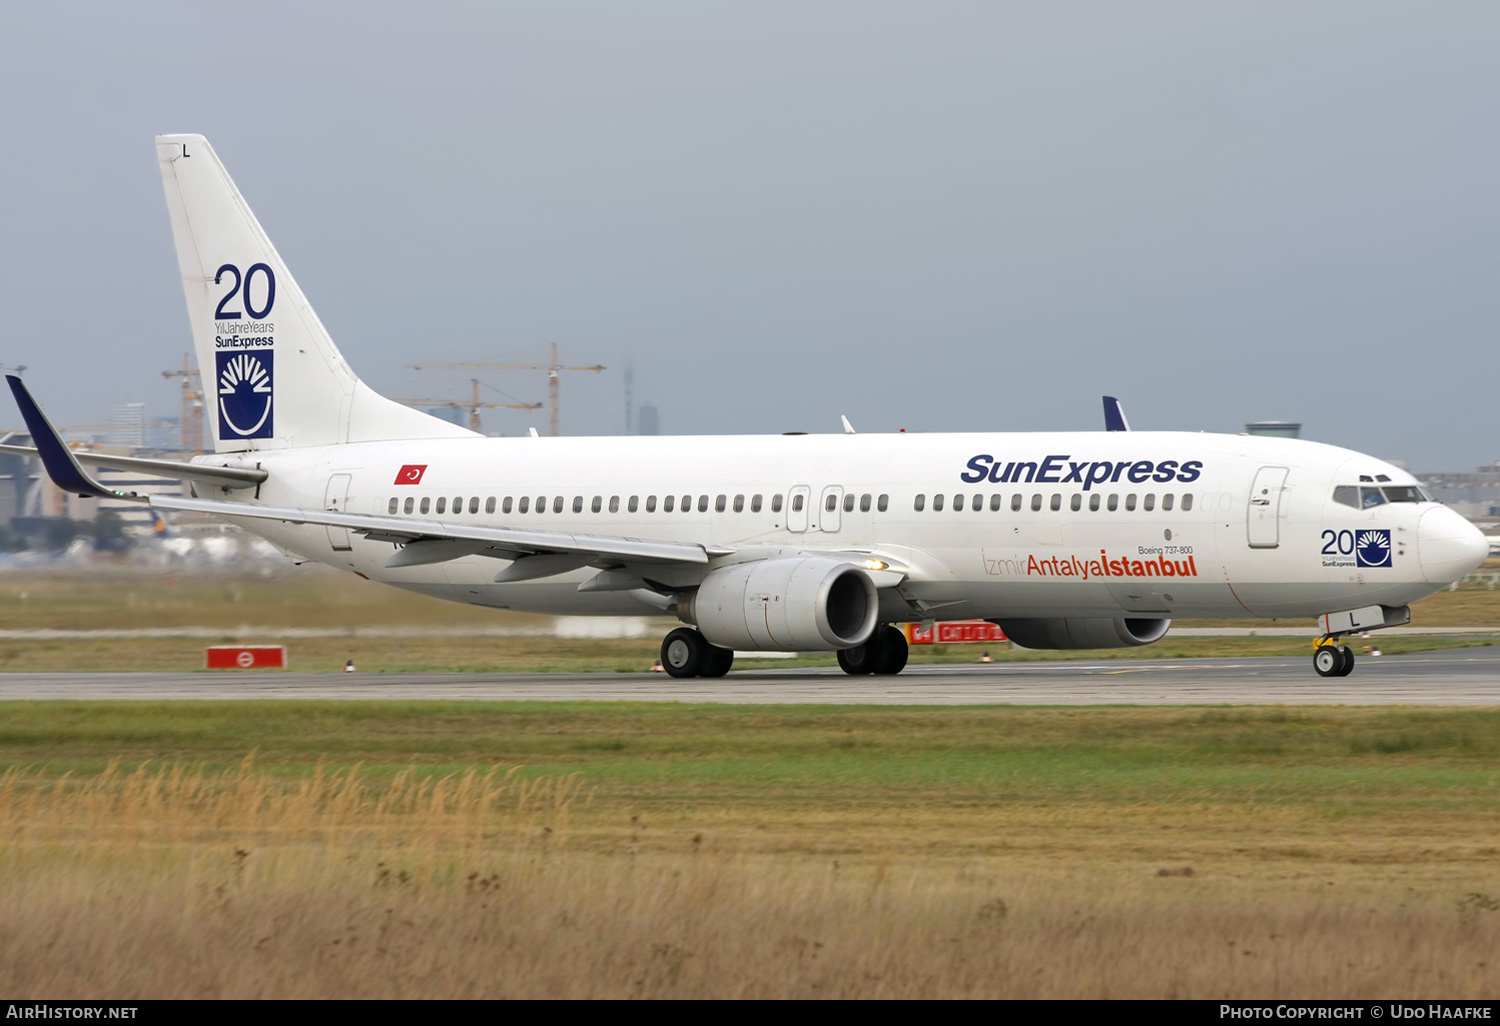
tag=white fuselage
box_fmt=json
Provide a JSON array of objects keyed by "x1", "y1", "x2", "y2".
[{"x1": 196, "y1": 429, "x2": 1479, "y2": 625}]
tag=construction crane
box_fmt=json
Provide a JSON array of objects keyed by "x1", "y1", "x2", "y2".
[
  {"x1": 161, "y1": 354, "x2": 204, "y2": 453},
  {"x1": 408, "y1": 343, "x2": 605, "y2": 437},
  {"x1": 392, "y1": 379, "x2": 542, "y2": 433}
]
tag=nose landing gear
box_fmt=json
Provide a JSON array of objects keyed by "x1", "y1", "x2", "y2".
[{"x1": 1313, "y1": 642, "x2": 1356, "y2": 677}]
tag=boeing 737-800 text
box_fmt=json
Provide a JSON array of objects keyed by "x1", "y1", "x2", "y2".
[{"x1": 5, "y1": 136, "x2": 1488, "y2": 679}]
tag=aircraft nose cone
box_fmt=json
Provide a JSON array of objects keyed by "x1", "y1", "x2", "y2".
[{"x1": 1417, "y1": 506, "x2": 1489, "y2": 584}]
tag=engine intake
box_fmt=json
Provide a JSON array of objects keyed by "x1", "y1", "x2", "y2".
[
  {"x1": 683, "y1": 557, "x2": 879, "y2": 652},
  {"x1": 993, "y1": 617, "x2": 1170, "y2": 650}
]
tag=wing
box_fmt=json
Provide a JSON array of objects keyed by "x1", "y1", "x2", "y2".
[
  {"x1": 4, "y1": 376, "x2": 265, "y2": 494},
  {"x1": 148, "y1": 493, "x2": 725, "y2": 575}
]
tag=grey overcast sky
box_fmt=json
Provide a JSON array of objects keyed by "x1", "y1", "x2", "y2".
[{"x1": 1, "y1": 2, "x2": 1496, "y2": 469}]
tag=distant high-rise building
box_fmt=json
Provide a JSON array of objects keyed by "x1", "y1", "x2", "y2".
[
  {"x1": 109, "y1": 403, "x2": 146, "y2": 448},
  {"x1": 1245, "y1": 421, "x2": 1300, "y2": 439},
  {"x1": 639, "y1": 403, "x2": 659, "y2": 436}
]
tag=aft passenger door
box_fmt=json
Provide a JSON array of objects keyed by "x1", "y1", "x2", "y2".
[
  {"x1": 1247, "y1": 466, "x2": 1288, "y2": 549},
  {"x1": 324, "y1": 473, "x2": 353, "y2": 551}
]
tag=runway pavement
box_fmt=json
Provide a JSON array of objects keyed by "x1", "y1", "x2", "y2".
[{"x1": 0, "y1": 646, "x2": 1496, "y2": 704}]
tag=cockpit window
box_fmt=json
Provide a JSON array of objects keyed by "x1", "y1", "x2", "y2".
[
  {"x1": 1381, "y1": 485, "x2": 1426, "y2": 503},
  {"x1": 1360, "y1": 487, "x2": 1387, "y2": 509},
  {"x1": 1333, "y1": 486, "x2": 1359, "y2": 508},
  {"x1": 1375, "y1": 475, "x2": 1391, "y2": 483}
]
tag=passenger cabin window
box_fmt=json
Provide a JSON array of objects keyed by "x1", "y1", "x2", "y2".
[
  {"x1": 1070, "y1": 494, "x2": 1082, "y2": 512},
  {"x1": 1162, "y1": 494, "x2": 1174, "y2": 511},
  {"x1": 751, "y1": 494, "x2": 763, "y2": 513},
  {"x1": 914, "y1": 494, "x2": 926, "y2": 512},
  {"x1": 1050, "y1": 494, "x2": 1061, "y2": 511},
  {"x1": 1089, "y1": 494, "x2": 1100, "y2": 511},
  {"x1": 482, "y1": 497, "x2": 492, "y2": 514},
  {"x1": 733, "y1": 494, "x2": 744, "y2": 512},
  {"x1": 792, "y1": 494, "x2": 804, "y2": 513},
  {"x1": 645, "y1": 495, "x2": 655, "y2": 512},
  {"x1": 470, "y1": 497, "x2": 480, "y2": 514},
  {"x1": 878, "y1": 494, "x2": 888, "y2": 512},
  {"x1": 826, "y1": 494, "x2": 837, "y2": 512},
  {"x1": 698, "y1": 495, "x2": 709, "y2": 513},
  {"x1": 609, "y1": 496, "x2": 620, "y2": 513},
  {"x1": 844, "y1": 494, "x2": 855, "y2": 513},
  {"x1": 989, "y1": 494, "x2": 1002, "y2": 511},
  {"x1": 404, "y1": 497, "x2": 415, "y2": 514},
  {"x1": 663, "y1": 495, "x2": 675, "y2": 512},
  {"x1": 436, "y1": 497, "x2": 447, "y2": 514},
  {"x1": 388, "y1": 498, "x2": 398, "y2": 514},
  {"x1": 772, "y1": 495, "x2": 783, "y2": 513},
  {"x1": 933, "y1": 493, "x2": 946, "y2": 512},
  {"x1": 1361, "y1": 487, "x2": 1387, "y2": 509},
  {"x1": 971, "y1": 494, "x2": 983, "y2": 512},
  {"x1": 420, "y1": 497, "x2": 431, "y2": 514},
  {"x1": 716, "y1": 495, "x2": 727, "y2": 513},
  {"x1": 1011, "y1": 494, "x2": 1023, "y2": 512},
  {"x1": 518, "y1": 496, "x2": 529, "y2": 513},
  {"x1": 590, "y1": 496, "x2": 601, "y2": 513},
  {"x1": 1125, "y1": 494, "x2": 1137, "y2": 511},
  {"x1": 681, "y1": 494, "x2": 691, "y2": 512},
  {"x1": 1143, "y1": 493, "x2": 1156, "y2": 512},
  {"x1": 1181, "y1": 494, "x2": 1193, "y2": 511},
  {"x1": 573, "y1": 496, "x2": 584, "y2": 513},
  {"x1": 502, "y1": 497, "x2": 512, "y2": 513},
  {"x1": 1107, "y1": 494, "x2": 1118, "y2": 512},
  {"x1": 452, "y1": 496, "x2": 461, "y2": 512},
  {"x1": 553, "y1": 496, "x2": 564, "y2": 513},
  {"x1": 629, "y1": 496, "x2": 639, "y2": 513},
  {"x1": 1030, "y1": 494, "x2": 1041, "y2": 512}
]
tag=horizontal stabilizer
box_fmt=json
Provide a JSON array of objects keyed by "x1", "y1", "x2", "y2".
[{"x1": 0, "y1": 443, "x2": 265, "y2": 489}]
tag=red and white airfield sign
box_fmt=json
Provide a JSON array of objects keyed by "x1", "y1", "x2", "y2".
[{"x1": 205, "y1": 646, "x2": 288, "y2": 669}]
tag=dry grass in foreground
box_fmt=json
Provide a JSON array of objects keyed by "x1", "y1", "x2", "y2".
[{"x1": 1, "y1": 759, "x2": 1497, "y2": 999}]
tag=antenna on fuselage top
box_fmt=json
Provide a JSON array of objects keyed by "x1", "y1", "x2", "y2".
[{"x1": 1103, "y1": 396, "x2": 1130, "y2": 432}]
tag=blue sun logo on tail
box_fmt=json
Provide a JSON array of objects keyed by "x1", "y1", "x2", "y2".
[
  {"x1": 216, "y1": 351, "x2": 274, "y2": 439},
  {"x1": 1355, "y1": 529, "x2": 1392, "y2": 568}
]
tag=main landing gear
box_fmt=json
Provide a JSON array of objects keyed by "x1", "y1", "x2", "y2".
[
  {"x1": 836, "y1": 624, "x2": 909, "y2": 676},
  {"x1": 661, "y1": 627, "x2": 734, "y2": 679},
  {"x1": 1313, "y1": 642, "x2": 1356, "y2": 678}
]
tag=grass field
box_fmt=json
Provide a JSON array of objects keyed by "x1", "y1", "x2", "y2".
[
  {"x1": 1, "y1": 703, "x2": 1498, "y2": 997},
  {"x1": 2, "y1": 567, "x2": 1498, "y2": 996}
]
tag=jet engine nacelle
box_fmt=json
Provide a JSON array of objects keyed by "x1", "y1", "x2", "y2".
[
  {"x1": 683, "y1": 557, "x2": 879, "y2": 652},
  {"x1": 994, "y1": 617, "x2": 1170, "y2": 650}
]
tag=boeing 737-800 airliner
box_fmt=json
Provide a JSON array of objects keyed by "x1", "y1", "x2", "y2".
[{"x1": 5, "y1": 136, "x2": 1488, "y2": 679}]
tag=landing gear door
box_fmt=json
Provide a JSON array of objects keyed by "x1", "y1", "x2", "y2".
[
  {"x1": 787, "y1": 485, "x2": 811, "y2": 533},
  {"x1": 1247, "y1": 466, "x2": 1288, "y2": 549},
  {"x1": 325, "y1": 473, "x2": 353, "y2": 552}
]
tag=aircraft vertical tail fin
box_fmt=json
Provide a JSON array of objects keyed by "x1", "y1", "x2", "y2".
[{"x1": 155, "y1": 135, "x2": 474, "y2": 452}]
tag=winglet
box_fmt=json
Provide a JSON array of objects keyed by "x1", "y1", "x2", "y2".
[
  {"x1": 841, "y1": 415, "x2": 856, "y2": 435},
  {"x1": 6, "y1": 376, "x2": 134, "y2": 499},
  {"x1": 1102, "y1": 396, "x2": 1130, "y2": 432}
]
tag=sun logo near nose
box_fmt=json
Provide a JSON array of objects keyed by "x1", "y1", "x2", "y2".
[
  {"x1": 1355, "y1": 529, "x2": 1392, "y2": 568},
  {"x1": 216, "y1": 351, "x2": 275, "y2": 438}
]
